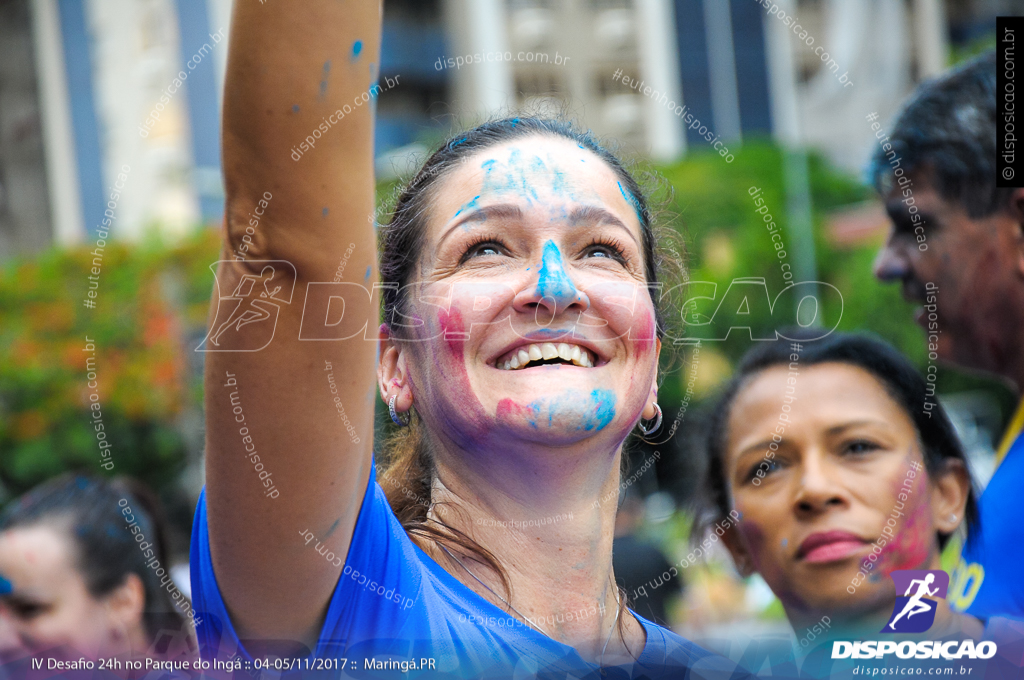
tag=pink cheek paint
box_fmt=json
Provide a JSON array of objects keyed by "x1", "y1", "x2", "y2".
[
  {"x1": 629, "y1": 309, "x2": 657, "y2": 352},
  {"x1": 426, "y1": 308, "x2": 494, "y2": 446},
  {"x1": 873, "y1": 502, "x2": 933, "y2": 577},
  {"x1": 496, "y1": 398, "x2": 541, "y2": 429}
]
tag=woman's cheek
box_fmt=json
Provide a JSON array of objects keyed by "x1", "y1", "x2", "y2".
[{"x1": 875, "y1": 499, "x2": 933, "y2": 576}]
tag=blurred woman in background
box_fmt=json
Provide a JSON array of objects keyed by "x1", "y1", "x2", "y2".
[
  {"x1": 0, "y1": 474, "x2": 195, "y2": 669},
  {"x1": 701, "y1": 333, "x2": 982, "y2": 642}
]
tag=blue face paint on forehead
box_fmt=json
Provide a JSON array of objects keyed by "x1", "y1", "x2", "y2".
[
  {"x1": 536, "y1": 240, "x2": 576, "y2": 303},
  {"x1": 453, "y1": 195, "x2": 480, "y2": 219},
  {"x1": 480, "y1": 149, "x2": 539, "y2": 201},
  {"x1": 617, "y1": 181, "x2": 645, "y2": 226}
]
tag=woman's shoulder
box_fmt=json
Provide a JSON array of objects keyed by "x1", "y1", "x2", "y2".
[{"x1": 630, "y1": 615, "x2": 757, "y2": 679}]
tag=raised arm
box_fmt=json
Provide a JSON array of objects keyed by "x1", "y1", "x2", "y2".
[{"x1": 203, "y1": 0, "x2": 381, "y2": 646}]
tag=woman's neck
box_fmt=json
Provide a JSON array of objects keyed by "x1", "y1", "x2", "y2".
[{"x1": 421, "y1": 439, "x2": 647, "y2": 663}]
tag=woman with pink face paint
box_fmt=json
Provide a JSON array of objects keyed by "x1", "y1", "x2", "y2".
[
  {"x1": 190, "y1": 2, "x2": 750, "y2": 679},
  {"x1": 702, "y1": 333, "x2": 986, "y2": 647}
]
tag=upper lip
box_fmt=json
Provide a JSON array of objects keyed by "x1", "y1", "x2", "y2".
[
  {"x1": 796, "y1": 530, "x2": 868, "y2": 560},
  {"x1": 900, "y1": 278, "x2": 927, "y2": 305},
  {"x1": 488, "y1": 331, "x2": 606, "y2": 368}
]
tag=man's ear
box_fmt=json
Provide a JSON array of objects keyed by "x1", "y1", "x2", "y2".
[
  {"x1": 377, "y1": 325, "x2": 412, "y2": 412},
  {"x1": 1008, "y1": 187, "x2": 1024, "y2": 278},
  {"x1": 929, "y1": 458, "x2": 971, "y2": 536},
  {"x1": 721, "y1": 522, "x2": 756, "y2": 578}
]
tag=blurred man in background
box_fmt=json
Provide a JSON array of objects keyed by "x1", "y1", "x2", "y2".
[
  {"x1": 613, "y1": 489, "x2": 683, "y2": 627},
  {"x1": 871, "y1": 51, "x2": 1024, "y2": 620}
]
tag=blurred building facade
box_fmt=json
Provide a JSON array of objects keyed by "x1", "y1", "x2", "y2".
[{"x1": 0, "y1": 0, "x2": 1013, "y2": 257}]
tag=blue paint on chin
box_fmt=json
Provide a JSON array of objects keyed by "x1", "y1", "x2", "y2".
[
  {"x1": 526, "y1": 389, "x2": 616, "y2": 432},
  {"x1": 537, "y1": 240, "x2": 576, "y2": 302},
  {"x1": 365, "y1": 266, "x2": 372, "y2": 281},
  {"x1": 322, "y1": 207, "x2": 329, "y2": 217},
  {"x1": 781, "y1": 538, "x2": 788, "y2": 547},
  {"x1": 0, "y1": 573, "x2": 11, "y2": 595},
  {"x1": 351, "y1": 40, "x2": 363, "y2": 60},
  {"x1": 583, "y1": 389, "x2": 616, "y2": 431},
  {"x1": 292, "y1": 105, "x2": 300, "y2": 113}
]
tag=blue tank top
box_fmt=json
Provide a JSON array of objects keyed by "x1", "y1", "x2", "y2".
[{"x1": 190, "y1": 463, "x2": 751, "y2": 679}]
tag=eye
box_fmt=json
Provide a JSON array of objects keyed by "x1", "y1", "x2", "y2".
[
  {"x1": 10, "y1": 600, "x2": 47, "y2": 620},
  {"x1": 843, "y1": 439, "x2": 881, "y2": 456},
  {"x1": 745, "y1": 457, "x2": 783, "y2": 484},
  {"x1": 460, "y1": 238, "x2": 507, "y2": 263},
  {"x1": 583, "y1": 238, "x2": 627, "y2": 263}
]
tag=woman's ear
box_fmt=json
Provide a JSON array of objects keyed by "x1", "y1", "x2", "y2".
[
  {"x1": 929, "y1": 458, "x2": 971, "y2": 536},
  {"x1": 377, "y1": 325, "x2": 412, "y2": 412},
  {"x1": 642, "y1": 338, "x2": 662, "y2": 420},
  {"x1": 103, "y1": 572, "x2": 146, "y2": 639},
  {"x1": 721, "y1": 522, "x2": 756, "y2": 578}
]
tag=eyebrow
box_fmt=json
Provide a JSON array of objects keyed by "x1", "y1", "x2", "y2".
[
  {"x1": 824, "y1": 419, "x2": 891, "y2": 436},
  {"x1": 439, "y1": 201, "x2": 641, "y2": 252},
  {"x1": 437, "y1": 204, "x2": 524, "y2": 250},
  {"x1": 567, "y1": 205, "x2": 639, "y2": 246},
  {"x1": 735, "y1": 418, "x2": 893, "y2": 459},
  {"x1": 885, "y1": 200, "x2": 937, "y2": 228}
]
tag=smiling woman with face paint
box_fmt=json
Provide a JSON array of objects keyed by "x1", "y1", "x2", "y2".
[
  {"x1": 701, "y1": 334, "x2": 984, "y2": 644},
  {"x1": 189, "y1": 2, "x2": 748, "y2": 679}
]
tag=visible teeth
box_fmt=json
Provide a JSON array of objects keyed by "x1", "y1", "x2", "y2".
[{"x1": 500, "y1": 343, "x2": 596, "y2": 370}]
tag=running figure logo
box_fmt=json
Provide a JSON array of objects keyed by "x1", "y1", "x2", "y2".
[
  {"x1": 196, "y1": 260, "x2": 296, "y2": 352},
  {"x1": 883, "y1": 570, "x2": 949, "y2": 633}
]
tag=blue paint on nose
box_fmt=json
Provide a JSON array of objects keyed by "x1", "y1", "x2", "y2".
[
  {"x1": 536, "y1": 240, "x2": 576, "y2": 304},
  {"x1": 0, "y1": 573, "x2": 11, "y2": 595}
]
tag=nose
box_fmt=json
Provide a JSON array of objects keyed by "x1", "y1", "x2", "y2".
[
  {"x1": 873, "y1": 236, "x2": 912, "y2": 282},
  {"x1": 514, "y1": 240, "x2": 590, "y2": 319},
  {"x1": 793, "y1": 452, "x2": 849, "y2": 517}
]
